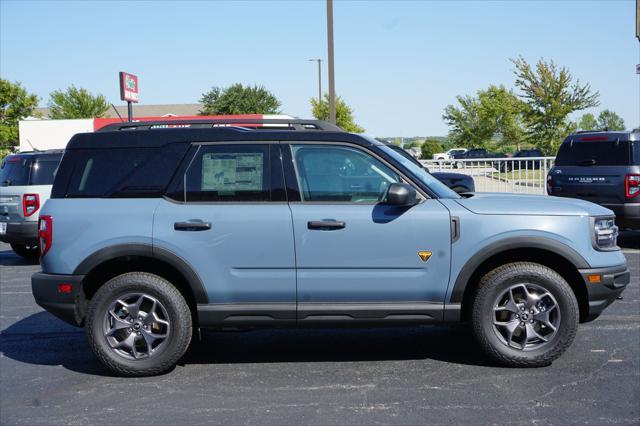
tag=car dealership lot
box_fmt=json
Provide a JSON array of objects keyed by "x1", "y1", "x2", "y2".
[{"x1": 1, "y1": 236, "x2": 638, "y2": 425}]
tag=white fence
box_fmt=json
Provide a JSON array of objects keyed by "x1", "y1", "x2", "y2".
[{"x1": 422, "y1": 157, "x2": 555, "y2": 195}]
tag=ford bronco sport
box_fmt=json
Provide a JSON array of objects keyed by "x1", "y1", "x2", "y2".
[
  {"x1": 0, "y1": 150, "x2": 62, "y2": 259},
  {"x1": 31, "y1": 119, "x2": 629, "y2": 376},
  {"x1": 548, "y1": 130, "x2": 639, "y2": 229}
]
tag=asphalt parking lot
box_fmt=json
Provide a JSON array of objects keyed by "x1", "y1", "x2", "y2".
[{"x1": 1, "y1": 235, "x2": 638, "y2": 425}]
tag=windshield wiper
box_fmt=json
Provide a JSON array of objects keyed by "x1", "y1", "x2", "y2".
[
  {"x1": 578, "y1": 159, "x2": 596, "y2": 166},
  {"x1": 1, "y1": 179, "x2": 11, "y2": 186}
]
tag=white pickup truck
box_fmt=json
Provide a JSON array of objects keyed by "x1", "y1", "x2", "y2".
[{"x1": 432, "y1": 148, "x2": 467, "y2": 163}]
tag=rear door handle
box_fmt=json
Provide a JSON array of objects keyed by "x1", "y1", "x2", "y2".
[
  {"x1": 174, "y1": 221, "x2": 212, "y2": 231},
  {"x1": 307, "y1": 220, "x2": 346, "y2": 230}
]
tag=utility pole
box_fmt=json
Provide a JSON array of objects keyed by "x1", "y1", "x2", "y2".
[
  {"x1": 308, "y1": 58, "x2": 322, "y2": 105},
  {"x1": 637, "y1": 0, "x2": 640, "y2": 127},
  {"x1": 327, "y1": 0, "x2": 336, "y2": 124}
]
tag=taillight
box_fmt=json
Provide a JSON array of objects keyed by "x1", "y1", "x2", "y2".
[
  {"x1": 22, "y1": 194, "x2": 40, "y2": 217},
  {"x1": 626, "y1": 174, "x2": 640, "y2": 198},
  {"x1": 38, "y1": 215, "x2": 52, "y2": 257}
]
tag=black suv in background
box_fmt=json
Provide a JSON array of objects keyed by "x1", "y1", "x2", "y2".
[
  {"x1": 547, "y1": 131, "x2": 639, "y2": 229},
  {"x1": 499, "y1": 149, "x2": 544, "y2": 172},
  {"x1": 452, "y1": 148, "x2": 506, "y2": 168},
  {"x1": 386, "y1": 144, "x2": 475, "y2": 193}
]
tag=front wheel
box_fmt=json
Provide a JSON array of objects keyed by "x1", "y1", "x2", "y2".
[
  {"x1": 85, "y1": 272, "x2": 193, "y2": 376},
  {"x1": 471, "y1": 262, "x2": 579, "y2": 367}
]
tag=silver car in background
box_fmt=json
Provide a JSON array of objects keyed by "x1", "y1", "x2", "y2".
[{"x1": 0, "y1": 150, "x2": 62, "y2": 259}]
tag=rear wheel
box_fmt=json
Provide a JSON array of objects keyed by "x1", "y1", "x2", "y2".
[
  {"x1": 85, "y1": 272, "x2": 192, "y2": 376},
  {"x1": 10, "y1": 243, "x2": 39, "y2": 260},
  {"x1": 471, "y1": 262, "x2": 579, "y2": 367}
]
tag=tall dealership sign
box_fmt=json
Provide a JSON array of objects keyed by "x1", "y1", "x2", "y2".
[{"x1": 119, "y1": 71, "x2": 139, "y2": 122}]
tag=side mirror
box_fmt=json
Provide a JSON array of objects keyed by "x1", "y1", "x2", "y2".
[{"x1": 386, "y1": 183, "x2": 417, "y2": 206}]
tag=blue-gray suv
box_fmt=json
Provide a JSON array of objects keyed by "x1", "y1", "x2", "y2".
[{"x1": 31, "y1": 119, "x2": 630, "y2": 376}]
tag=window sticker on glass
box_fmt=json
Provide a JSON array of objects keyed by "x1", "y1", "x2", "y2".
[{"x1": 201, "y1": 153, "x2": 263, "y2": 191}]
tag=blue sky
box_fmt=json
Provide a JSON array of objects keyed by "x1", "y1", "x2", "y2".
[{"x1": 1, "y1": 0, "x2": 637, "y2": 136}]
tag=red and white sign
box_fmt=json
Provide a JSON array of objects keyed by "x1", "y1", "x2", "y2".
[{"x1": 119, "y1": 72, "x2": 139, "y2": 103}]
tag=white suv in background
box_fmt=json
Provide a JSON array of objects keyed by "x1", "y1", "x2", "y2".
[{"x1": 0, "y1": 150, "x2": 62, "y2": 259}]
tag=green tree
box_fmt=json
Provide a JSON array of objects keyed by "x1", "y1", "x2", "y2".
[
  {"x1": 199, "y1": 84, "x2": 281, "y2": 115},
  {"x1": 511, "y1": 57, "x2": 599, "y2": 154},
  {"x1": 420, "y1": 139, "x2": 443, "y2": 159},
  {"x1": 0, "y1": 79, "x2": 39, "y2": 152},
  {"x1": 48, "y1": 85, "x2": 109, "y2": 119},
  {"x1": 443, "y1": 85, "x2": 525, "y2": 149},
  {"x1": 596, "y1": 110, "x2": 625, "y2": 131},
  {"x1": 310, "y1": 93, "x2": 364, "y2": 133},
  {"x1": 443, "y1": 95, "x2": 489, "y2": 148},
  {"x1": 577, "y1": 113, "x2": 597, "y2": 131}
]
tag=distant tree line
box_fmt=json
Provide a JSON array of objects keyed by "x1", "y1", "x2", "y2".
[
  {"x1": 199, "y1": 84, "x2": 364, "y2": 132},
  {"x1": 1, "y1": 79, "x2": 365, "y2": 158},
  {"x1": 441, "y1": 57, "x2": 626, "y2": 155},
  {"x1": 1, "y1": 79, "x2": 111, "y2": 156},
  {"x1": 2, "y1": 58, "x2": 626, "y2": 159}
]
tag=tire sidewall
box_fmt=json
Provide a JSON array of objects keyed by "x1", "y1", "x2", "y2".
[
  {"x1": 474, "y1": 265, "x2": 579, "y2": 363},
  {"x1": 86, "y1": 273, "x2": 191, "y2": 375}
]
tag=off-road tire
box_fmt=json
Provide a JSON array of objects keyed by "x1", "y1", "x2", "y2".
[
  {"x1": 10, "y1": 243, "x2": 40, "y2": 260},
  {"x1": 86, "y1": 272, "x2": 192, "y2": 376},
  {"x1": 471, "y1": 262, "x2": 579, "y2": 367}
]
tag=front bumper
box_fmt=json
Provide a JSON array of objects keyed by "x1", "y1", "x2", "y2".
[
  {"x1": 31, "y1": 272, "x2": 85, "y2": 327},
  {"x1": 579, "y1": 264, "x2": 630, "y2": 322},
  {"x1": 0, "y1": 220, "x2": 38, "y2": 245}
]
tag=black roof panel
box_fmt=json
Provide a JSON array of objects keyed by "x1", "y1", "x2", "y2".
[{"x1": 66, "y1": 127, "x2": 374, "y2": 150}]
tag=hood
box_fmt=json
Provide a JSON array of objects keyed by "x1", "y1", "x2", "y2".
[{"x1": 454, "y1": 193, "x2": 613, "y2": 217}]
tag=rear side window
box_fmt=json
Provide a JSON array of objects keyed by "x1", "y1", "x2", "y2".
[
  {"x1": 63, "y1": 144, "x2": 188, "y2": 198},
  {"x1": 0, "y1": 156, "x2": 30, "y2": 186},
  {"x1": 66, "y1": 149, "x2": 151, "y2": 197},
  {"x1": 555, "y1": 141, "x2": 633, "y2": 166},
  {"x1": 180, "y1": 144, "x2": 272, "y2": 202},
  {"x1": 633, "y1": 141, "x2": 640, "y2": 165},
  {"x1": 30, "y1": 159, "x2": 60, "y2": 185}
]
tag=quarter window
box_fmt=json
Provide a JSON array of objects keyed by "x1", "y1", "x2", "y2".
[
  {"x1": 30, "y1": 159, "x2": 60, "y2": 185},
  {"x1": 183, "y1": 144, "x2": 271, "y2": 202},
  {"x1": 291, "y1": 144, "x2": 401, "y2": 203}
]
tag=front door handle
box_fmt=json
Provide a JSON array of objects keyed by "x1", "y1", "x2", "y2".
[
  {"x1": 307, "y1": 220, "x2": 346, "y2": 231},
  {"x1": 174, "y1": 221, "x2": 212, "y2": 231}
]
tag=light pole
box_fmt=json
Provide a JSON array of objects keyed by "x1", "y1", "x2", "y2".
[
  {"x1": 327, "y1": 0, "x2": 336, "y2": 124},
  {"x1": 308, "y1": 58, "x2": 322, "y2": 106}
]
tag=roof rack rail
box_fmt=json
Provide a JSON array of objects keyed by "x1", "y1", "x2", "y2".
[
  {"x1": 97, "y1": 118, "x2": 344, "y2": 133},
  {"x1": 573, "y1": 130, "x2": 608, "y2": 134},
  {"x1": 12, "y1": 149, "x2": 65, "y2": 155}
]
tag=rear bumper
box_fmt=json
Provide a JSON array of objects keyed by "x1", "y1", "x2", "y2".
[
  {"x1": 602, "y1": 203, "x2": 640, "y2": 229},
  {"x1": 31, "y1": 272, "x2": 85, "y2": 327},
  {"x1": 0, "y1": 220, "x2": 38, "y2": 245},
  {"x1": 579, "y1": 264, "x2": 630, "y2": 322}
]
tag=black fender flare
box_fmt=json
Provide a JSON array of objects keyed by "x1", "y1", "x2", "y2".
[
  {"x1": 449, "y1": 236, "x2": 590, "y2": 303},
  {"x1": 73, "y1": 243, "x2": 208, "y2": 304}
]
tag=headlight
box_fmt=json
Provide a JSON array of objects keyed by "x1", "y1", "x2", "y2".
[{"x1": 592, "y1": 217, "x2": 618, "y2": 250}]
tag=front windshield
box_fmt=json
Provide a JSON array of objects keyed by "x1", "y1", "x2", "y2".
[{"x1": 376, "y1": 142, "x2": 460, "y2": 199}]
